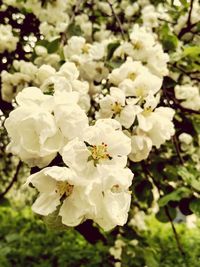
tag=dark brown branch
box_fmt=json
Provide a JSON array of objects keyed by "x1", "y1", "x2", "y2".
[
  {"x1": 0, "y1": 160, "x2": 22, "y2": 198},
  {"x1": 162, "y1": 85, "x2": 200, "y2": 115},
  {"x1": 172, "y1": 135, "x2": 185, "y2": 165},
  {"x1": 178, "y1": 0, "x2": 198, "y2": 39},
  {"x1": 168, "y1": 63, "x2": 200, "y2": 82},
  {"x1": 60, "y1": 0, "x2": 83, "y2": 44},
  {"x1": 142, "y1": 162, "x2": 186, "y2": 260},
  {"x1": 107, "y1": 0, "x2": 125, "y2": 40},
  {"x1": 187, "y1": 0, "x2": 194, "y2": 27},
  {"x1": 164, "y1": 206, "x2": 185, "y2": 257}
]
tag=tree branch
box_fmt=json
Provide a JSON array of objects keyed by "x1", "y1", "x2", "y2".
[
  {"x1": 60, "y1": 0, "x2": 83, "y2": 44},
  {"x1": 107, "y1": 0, "x2": 125, "y2": 40},
  {"x1": 164, "y1": 206, "x2": 185, "y2": 257},
  {"x1": 0, "y1": 160, "x2": 22, "y2": 198},
  {"x1": 178, "y1": 0, "x2": 198, "y2": 39},
  {"x1": 142, "y1": 162, "x2": 186, "y2": 260}
]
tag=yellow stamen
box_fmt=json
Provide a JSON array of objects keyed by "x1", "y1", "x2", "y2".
[
  {"x1": 55, "y1": 181, "x2": 74, "y2": 197},
  {"x1": 111, "y1": 102, "x2": 123, "y2": 115},
  {"x1": 89, "y1": 142, "x2": 110, "y2": 164}
]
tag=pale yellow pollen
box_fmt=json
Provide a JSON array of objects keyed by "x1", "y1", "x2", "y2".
[
  {"x1": 128, "y1": 72, "x2": 137, "y2": 81},
  {"x1": 111, "y1": 102, "x2": 123, "y2": 115},
  {"x1": 55, "y1": 181, "x2": 74, "y2": 197},
  {"x1": 89, "y1": 142, "x2": 110, "y2": 162},
  {"x1": 82, "y1": 43, "x2": 90, "y2": 54},
  {"x1": 142, "y1": 106, "x2": 152, "y2": 116},
  {"x1": 133, "y1": 41, "x2": 142, "y2": 50},
  {"x1": 135, "y1": 87, "x2": 146, "y2": 98}
]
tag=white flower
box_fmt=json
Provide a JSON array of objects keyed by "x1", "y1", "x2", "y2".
[
  {"x1": 25, "y1": 166, "x2": 93, "y2": 227},
  {"x1": 62, "y1": 119, "x2": 131, "y2": 172},
  {"x1": 57, "y1": 62, "x2": 79, "y2": 81},
  {"x1": 16, "y1": 87, "x2": 52, "y2": 109},
  {"x1": 89, "y1": 165, "x2": 133, "y2": 231},
  {"x1": 0, "y1": 24, "x2": 18, "y2": 53},
  {"x1": 35, "y1": 45, "x2": 48, "y2": 56},
  {"x1": 41, "y1": 76, "x2": 72, "y2": 93},
  {"x1": 53, "y1": 91, "x2": 89, "y2": 141},
  {"x1": 175, "y1": 84, "x2": 200, "y2": 111},
  {"x1": 109, "y1": 59, "x2": 146, "y2": 86},
  {"x1": 1, "y1": 71, "x2": 31, "y2": 102},
  {"x1": 119, "y1": 71, "x2": 162, "y2": 98},
  {"x1": 88, "y1": 42, "x2": 106, "y2": 60},
  {"x1": 137, "y1": 107, "x2": 175, "y2": 148},
  {"x1": 5, "y1": 105, "x2": 63, "y2": 168},
  {"x1": 63, "y1": 36, "x2": 86, "y2": 59},
  {"x1": 147, "y1": 44, "x2": 169, "y2": 77},
  {"x1": 142, "y1": 5, "x2": 158, "y2": 28},
  {"x1": 98, "y1": 87, "x2": 141, "y2": 128},
  {"x1": 36, "y1": 64, "x2": 56, "y2": 85},
  {"x1": 179, "y1": 133, "x2": 193, "y2": 145},
  {"x1": 129, "y1": 132, "x2": 152, "y2": 162},
  {"x1": 175, "y1": 84, "x2": 199, "y2": 100}
]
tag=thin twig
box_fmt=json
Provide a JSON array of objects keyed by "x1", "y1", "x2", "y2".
[
  {"x1": 107, "y1": 0, "x2": 125, "y2": 40},
  {"x1": 164, "y1": 206, "x2": 185, "y2": 257},
  {"x1": 169, "y1": 63, "x2": 200, "y2": 82},
  {"x1": 178, "y1": 0, "x2": 198, "y2": 38},
  {"x1": 60, "y1": 0, "x2": 83, "y2": 44},
  {"x1": 0, "y1": 160, "x2": 22, "y2": 198},
  {"x1": 172, "y1": 135, "x2": 185, "y2": 165},
  {"x1": 187, "y1": 0, "x2": 194, "y2": 27},
  {"x1": 142, "y1": 162, "x2": 186, "y2": 260}
]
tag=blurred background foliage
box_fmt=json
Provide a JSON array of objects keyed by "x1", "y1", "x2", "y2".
[{"x1": 1, "y1": 203, "x2": 200, "y2": 267}]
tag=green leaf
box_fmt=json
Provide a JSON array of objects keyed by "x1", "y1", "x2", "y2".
[
  {"x1": 178, "y1": 166, "x2": 195, "y2": 183},
  {"x1": 160, "y1": 24, "x2": 178, "y2": 52},
  {"x1": 47, "y1": 38, "x2": 61, "y2": 54},
  {"x1": 156, "y1": 206, "x2": 177, "y2": 223},
  {"x1": 105, "y1": 59, "x2": 123, "y2": 70},
  {"x1": 191, "y1": 116, "x2": 200, "y2": 134},
  {"x1": 144, "y1": 248, "x2": 159, "y2": 267},
  {"x1": 158, "y1": 187, "x2": 191, "y2": 207},
  {"x1": 106, "y1": 42, "x2": 120, "y2": 60},
  {"x1": 178, "y1": 166, "x2": 200, "y2": 191},
  {"x1": 189, "y1": 199, "x2": 200, "y2": 216},
  {"x1": 183, "y1": 46, "x2": 200, "y2": 58},
  {"x1": 67, "y1": 23, "x2": 82, "y2": 37},
  {"x1": 179, "y1": 0, "x2": 188, "y2": 6},
  {"x1": 42, "y1": 207, "x2": 68, "y2": 231},
  {"x1": 5, "y1": 233, "x2": 19, "y2": 243}
]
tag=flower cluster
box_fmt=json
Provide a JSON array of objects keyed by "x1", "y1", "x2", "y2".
[
  {"x1": 2, "y1": 0, "x2": 186, "y2": 232},
  {"x1": 0, "y1": 24, "x2": 18, "y2": 53},
  {"x1": 5, "y1": 63, "x2": 134, "y2": 230}
]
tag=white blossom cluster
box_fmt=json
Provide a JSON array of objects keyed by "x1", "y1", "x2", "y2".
[
  {"x1": 4, "y1": 63, "x2": 133, "y2": 231},
  {"x1": 2, "y1": 0, "x2": 177, "y2": 231},
  {"x1": 175, "y1": 84, "x2": 200, "y2": 111},
  {"x1": 0, "y1": 24, "x2": 19, "y2": 53}
]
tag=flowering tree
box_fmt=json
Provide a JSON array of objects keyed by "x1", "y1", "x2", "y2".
[{"x1": 0, "y1": 0, "x2": 200, "y2": 265}]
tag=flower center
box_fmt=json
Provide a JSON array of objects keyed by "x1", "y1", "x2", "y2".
[
  {"x1": 142, "y1": 107, "x2": 152, "y2": 116},
  {"x1": 55, "y1": 181, "x2": 74, "y2": 198},
  {"x1": 87, "y1": 142, "x2": 111, "y2": 166},
  {"x1": 111, "y1": 102, "x2": 123, "y2": 115},
  {"x1": 128, "y1": 72, "x2": 137, "y2": 81},
  {"x1": 133, "y1": 41, "x2": 143, "y2": 50},
  {"x1": 82, "y1": 44, "x2": 90, "y2": 54}
]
